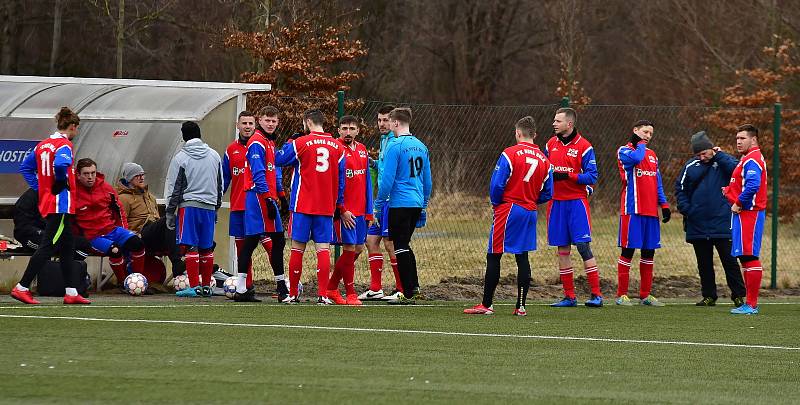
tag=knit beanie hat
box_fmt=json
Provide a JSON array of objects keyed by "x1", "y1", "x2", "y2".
[
  {"x1": 691, "y1": 131, "x2": 713, "y2": 154},
  {"x1": 121, "y1": 162, "x2": 145, "y2": 184}
]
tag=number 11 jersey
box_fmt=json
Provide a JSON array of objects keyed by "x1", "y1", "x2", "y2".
[{"x1": 275, "y1": 131, "x2": 345, "y2": 216}]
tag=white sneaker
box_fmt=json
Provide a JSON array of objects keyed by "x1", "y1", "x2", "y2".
[
  {"x1": 317, "y1": 296, "x2": 334, "y2": 305},
  {"x1": 381, "y1": 290, "x2": 402, "y2": 301},
  {"x1": 281, "y1": 295, "x2": 299, "y2": 304},
  {"x1": 358, "y1": 289, "x2": 385, "y2": 300}
]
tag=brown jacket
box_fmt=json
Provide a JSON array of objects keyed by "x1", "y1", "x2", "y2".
[{"x1": 116, "y1": 183, "x2": 159, "y2": 234}]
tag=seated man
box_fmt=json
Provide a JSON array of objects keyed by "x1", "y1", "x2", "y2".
[
  {"x1": 73, "y1": 158, "x2": 146, "y2": 288},
  {"x1": 116, "y1": 162, "x2": 182, "y2": 281},
  {"x1": 14, "y1": 187, "x2": 92, "y2": 260}
]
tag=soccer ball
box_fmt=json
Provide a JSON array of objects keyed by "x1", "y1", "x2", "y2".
[
  {"x1": 124, "y1": 273, "x2": 148, "y2": 296},
  {"x1": 223, "y1": 277, "x2": 237, "y2": 299},
  {"x1": 173, "y1": 274, "x2": 190, "y2": 291}
]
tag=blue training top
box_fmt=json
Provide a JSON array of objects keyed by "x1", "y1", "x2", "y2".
[{"x1": 375, "y1": 133, "x2": 432, "y2": 213}]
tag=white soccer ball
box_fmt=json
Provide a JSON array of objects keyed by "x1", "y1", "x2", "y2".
[
  {"x1": 173, "y1": 274, "x2": 190, "y2": 291},
  {"x1": 223, "y1": 277, "x2": 237, "y2": 299},
  {"x1": 124, "y1": 273, "x2": 148, "y2": 296}
]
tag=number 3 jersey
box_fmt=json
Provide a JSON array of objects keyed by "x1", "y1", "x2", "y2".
[
  {"x1": 275, "y1": 131, "x2": 345, "y2": 216},
  {"x1": 18, "y1": 132, "x2": 76, "y2": 216},
  {"x1": 490, "y1": 141, "x2": 553, "y2": 211}
]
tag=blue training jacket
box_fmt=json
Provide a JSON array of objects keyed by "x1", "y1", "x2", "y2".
[
  {"x1": 375, "y1": 133, "x2": 432, "y2": 213},
  {"x1": 674, "y1": 151, "x2": 738, "y2": 241}
]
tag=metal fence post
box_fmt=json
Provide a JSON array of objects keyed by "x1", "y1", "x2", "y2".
[
  {"x1": 560, "y1": 97, "x2": 570, "y2": 108},
  {"x1": 770, "y1": 103, "x2": 781, "y2": 289},
  {"x1": 335, "y1": 90, "x2": 345, "y2": 263}
]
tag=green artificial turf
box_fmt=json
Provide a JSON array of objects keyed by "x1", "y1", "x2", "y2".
[{"x1": 1, "y1": 296, "x2": 798, "y2": 404}]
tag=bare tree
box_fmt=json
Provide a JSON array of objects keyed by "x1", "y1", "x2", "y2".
[{"x1": 49, "y1": 0, "x2": 63, "y2": 76}]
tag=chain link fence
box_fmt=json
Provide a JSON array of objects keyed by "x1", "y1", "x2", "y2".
[{"x1": 248, "y1": 98, "x2": 799, "y2": 290}]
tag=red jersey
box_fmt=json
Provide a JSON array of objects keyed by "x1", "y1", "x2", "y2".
[
  {"x1": 489, "y1": 141, "x2": 553, "y2": 211},
  {"x1": 243, "y1": 130, "x2": 281, "y2": 200},
  {"x1": 223, "y1": 139, "x2": 247, "y2": 211},
  {"x1": 340, "y1": 140, "x2": 374, "y2": 218},
  {"x1": 724, "y1": 146, "x2": 768, "y2": 211},
  {"x1": 33, "y1": 133, "x2": 76, "y2": 216},
  {"x1": 275, "y1": 131, "x2": 345, "y2": 216},
  {"x1": 617, "y1": 142, "x2": 668, "y2": 217},
  {"x1": 74, "y1": 173, "x2": 128, "y2": 239},
  {"x1": 545, "y1": 133, "x2": 598, "y2": 200}
]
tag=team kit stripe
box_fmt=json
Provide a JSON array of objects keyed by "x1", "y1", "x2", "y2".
[{"x1": 491, "y1": 204, "x2": 512, "y2": 254}]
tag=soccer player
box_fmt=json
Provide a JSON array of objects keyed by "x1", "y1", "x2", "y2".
[
  {"x1": 275, "y1": 108, "x2": 345, "y2": 305},
  {"x1": 465, "y1": 116, "x2": 553, "y2": 316},
  {"x1": 327, "y1": 115, "x2": 373, "y2": 306},
  {"x1": 166, "y1": 121, "x2": 224, "y2": 298},
  {"x1": 360, "y1": 105, "x2": 403, "y2": 301},
  {"x1": 376, "y1": 107, "x2": 432, "y2": 305},
  {"x1": 545, "y1": 107, "x2": 602, "y2": 307},
  {"x1": 615, "y1": 120, "x2": 671, "y2": 307},
  {"x1": 12, "y1": 106, "x2": 90, "y2": 305},
  {"x1": 723, "y1": 124, "x2": 767, "y2": 315},
  {"x1": 73, "y1": 158, "x2": 147, "y2": 291}
]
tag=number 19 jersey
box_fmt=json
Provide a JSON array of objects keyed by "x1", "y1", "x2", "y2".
[{"x1": 275, "y1": 131, "x2": 345, "y2": 216}]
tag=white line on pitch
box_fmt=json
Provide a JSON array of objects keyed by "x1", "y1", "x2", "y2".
[{"x1": 0, "y1": 314, "x2": 797, "y2": 351}]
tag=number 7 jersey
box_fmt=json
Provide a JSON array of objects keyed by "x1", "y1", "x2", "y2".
[
  {"x1": 275, "y1": 131, "x2": 345, "y2": 216},
  {"x1": 490, "y1": 141, "x2": 553, "y2": 211}
]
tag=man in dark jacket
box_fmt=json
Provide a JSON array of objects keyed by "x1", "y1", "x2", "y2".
[
  {"x1": 674, "y1": 131, "x2": 746, "y2": 306},
  {"x1": 13, "y1": 188, "x2": 91, "y2": 260}
]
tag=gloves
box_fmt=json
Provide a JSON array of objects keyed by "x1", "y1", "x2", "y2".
[
  {"x1": 108, "y1": 193, "x2": 121, "y2": 215},
  {"x1": 630, "y1": 133, "x2": 644, "y2": 145},
  {"x1": 553, "y1": 172, "x2": 569, "y2": 181},
  {"x1": 51, "y1": 178, "x2": 68, "y2": 195},
  {"x1": 265, "y1": 197, "x2": 277, "y2": 220},
  {"x1": 416, "y1": 209, "x2": 427, "y2": 228},
  {"x1": 279, "y1": 195, "x2": 289, "y2": 216},
  {"x1": 661, "y1": 207, "x2": 671, "y2": 223}
]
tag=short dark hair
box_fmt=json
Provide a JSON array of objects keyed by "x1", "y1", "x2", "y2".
[
  {"x1": 633, "y1": 119, "x2": 654, "y2": 130},
  {"x1": 515, "y1": 116, "x2": 537, "y2": 137},
  {"x1": 303, "y1": 109, "x2": 325, "y2": 126},
  {"x1": 339, "y1": 115, "x2": 359, "y2": 126},
  {"x1": 56, "y1": 106, "x2": 80, "y2": 130},
  {"x1": 736, "y1": 124, "x2": 759, "y2": 137},
  {"x1": 555, "y1": 107, "x2": 577, "y2": 125},
  {"x1": 76, "y1": 158, "x2": 97, "y2": 173},
  {"x1": 238, "y1": 110, "x2": 255, "y2": 121},
  {"x1": 258, "y1": 106, "x2": 279, "y2": 118},
  {"x1": 389, "y1": 107, "x2": 412, "y2": 125},
  {"x1": 377, "y1": 105, "x2": 395, "y2": 116}
]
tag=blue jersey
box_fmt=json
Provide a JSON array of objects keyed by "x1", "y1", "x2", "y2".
[{"x1": 375, "y1": 134, "x2": 432, "y2": 213}]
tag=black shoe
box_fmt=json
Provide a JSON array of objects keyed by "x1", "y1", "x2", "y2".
[
  {"x1": 144, "y1": 287, "x2": 156, "y2": 296},
  {"x1": 276, "y1": 280, "x2": 289, "y2": 297},
  {"x1": 732, "y1": 296, "x2": 745, "y2": 307},
  {"x1": 696, "y1": 297, "x2": 716, "y2": 306},
  {"x1": 234, "y1": 288, "x2": 262, "y2": 302}
]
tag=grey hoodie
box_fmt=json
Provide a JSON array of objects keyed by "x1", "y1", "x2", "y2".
[{"x1": 165, "y1": 138, "x2": 223, "y2": 229}]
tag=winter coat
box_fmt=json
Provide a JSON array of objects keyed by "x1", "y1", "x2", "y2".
[
  {"x1": 674, "y1": 151, "x2": 738, "y2": 241},
  {"x1": 117, "y1": 182, "x2": 159, "y2": 234},
  {"x1": 74, "y1": 173, "x2": 128, "y2": 240}
]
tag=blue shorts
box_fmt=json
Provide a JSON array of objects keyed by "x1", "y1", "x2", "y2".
[
  {"x1": 367, "y1": 203, "x2": 390, "y2": 237},
  {"x1": 618, "y1": 214, "x2": 661, "y2": 250},
  {"x1": 244, "y1": 191, "x2": 283, "y2": 236},
  {"x1": 288, "y1": 212, "x2": 333, "y2": 243},
  {"x1": 176, "y1": 206, "x2": 216, "y2": 249},
  {"x1": 487, "y1": 203, "x2": 538, "y2": 254},
  {"x1": 731, "y1": 210, "x2": 765, "y2": 257},
  {"x1": 547, "y1": 199, "x2": 592, "y2": 246},
  {"x1": 90, "y1": 226, "x2": 136, "y2": 254},
  {"x1": 333, "y1": 215, "x2": 368, "y2": 245},
  {"x1": 229, "y1": 211, "x2": 246, "y2": 238}
]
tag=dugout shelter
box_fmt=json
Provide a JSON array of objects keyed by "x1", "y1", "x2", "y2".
[{"x1": 0, "y1": 75, "x2": 269, "y2": 290}]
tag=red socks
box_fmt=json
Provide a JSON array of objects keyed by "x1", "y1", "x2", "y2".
[
  {"x1": 617, "y1": 256, "x2": 631, "y2": 297},
  {"x1": 260, "y1": 236, "x2": 273, "y2": 255},
  {"x1": 585, "y1": 265, "x2": 601, "y2": 296},
  {"x1": 289, "y1": 248, "x2": 303, "y2": 296},
  {"x1": 185, "y1": 251, "x2": 200, "y2": 287},
  {"x1": 328, "y1": 254, "x2": 345, "y2": 291},
  {"x1": 742, "y1": 260, "x2": 763, "y2": 307},
  {"x1": 316, "y1": 248, "x2": 330, "y2": 298},
  {"x1": 109, "y1": 256, "x2": 127, "y2": 284},
  {"x1": 368, "y1": 253, "x2": 383, "y2": 291},
  {"x1": 341, "y1": 250, "x2": 357, "y2": 295},
  {"x1": 200, "y1": 251, "x2": 214, "y2": 287},
  {"x1": 130, "y1": 249, "x2": 145, "y2": 274},
  {"x1": 559, "y1": 267, "x2": 575, "y2": 299},
  {"x1": 391, "y1": 259, "x2": 402, "y2": 293},
  {"x1": 639, "y1": 258, "x2": 654, "y2": 299}
]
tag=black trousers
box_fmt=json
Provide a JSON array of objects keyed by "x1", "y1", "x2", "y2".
[
  {"x1": 388, "y1": 207, "x2": 422, "y2": 296},
  {"x1": 20, "y1": 214, "x2": 76, "y2": 289},
  {"x1": 690, "y1": 238, "x2": 746, "y2": 299},
  {"x1": 141, "y1": 217, "x2": 183, "y2": 276}
]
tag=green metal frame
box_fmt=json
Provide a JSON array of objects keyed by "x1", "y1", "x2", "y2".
[{"x1": 770, "y1": 103, "x2": 781, "y2": 289}]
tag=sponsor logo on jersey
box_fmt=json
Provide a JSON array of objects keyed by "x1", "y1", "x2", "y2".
[
  {"x1": 266, "y1": 162, "x2": 274, "y2": 171},
  {"x1": 648, "y1": 155, "x2": 657, "y2": 164},
  {"x1": 635, "y1": 168, "x2": 657, "y2": 177},
  {"x1": 553, "y1": 166, "x2": 575, "y2": 173},
  {"x1": 232, "y1": 167, "x2": 245, "y2": 176},
  {"x1": 359, "y1": 150, "x2": 367, "y2": 158},
  {"x1": 346, "y1": 168, "x2": 366, "y2": 178},
  {"x1": 567, "y1": 148, "x2": 579, "y2": 158}
]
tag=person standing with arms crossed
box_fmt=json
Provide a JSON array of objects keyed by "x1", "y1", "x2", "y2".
[
  {"x1": 13, "y1": 107, "x2": 90, "y2": 305},
  {"x1": 376, "y1": 107, "x2": 432, "y2": 305}
]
